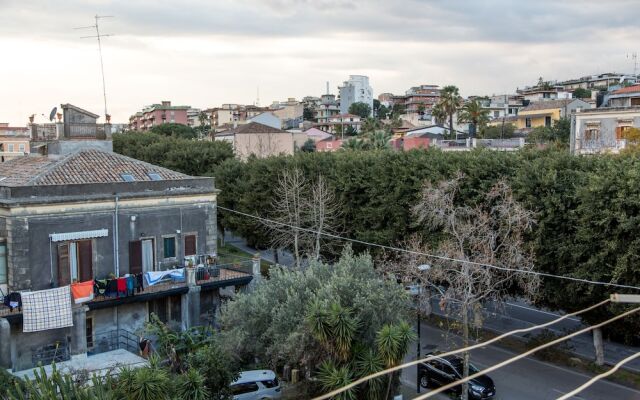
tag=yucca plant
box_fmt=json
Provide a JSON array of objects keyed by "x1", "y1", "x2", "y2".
[
  {"x1": 127, "y1": 366, "x2": 171, "y2": 400},
  {"x1": 317, "y1": 360, "x2": 356, "y2": 400},
  {"x1": 175, "y1": 368, "x2": 209, "y2": 400},
  {"x1": 353, "y1": 346, "x2": 385, "y2": 400}
]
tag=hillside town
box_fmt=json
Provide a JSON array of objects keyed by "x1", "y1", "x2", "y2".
[{"x1": 2, "y1": 2, "x2": 640, "y2": 400}]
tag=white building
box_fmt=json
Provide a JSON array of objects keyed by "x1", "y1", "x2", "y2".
[{"x1": 339, "y1": 75, "x2": 373, "y2": 115}]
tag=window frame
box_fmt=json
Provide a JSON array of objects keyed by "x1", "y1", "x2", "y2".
[
  {"x1": 18, "y1": 143, "x2": 25, "y2": 152},
  {"x1": 7, "y1": 143, "x2": 14, "y2": 153},
  {"x1": 525, "y1": 118, "x2": 532, "y2": 128},
  {"x1": 162, "y1": 235, "x2": 177, "y2": 260}
]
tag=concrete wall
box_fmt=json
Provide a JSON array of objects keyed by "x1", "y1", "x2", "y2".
[
  {"x1": 47, "y1": 140, "x2": 113, "y2": 156},
  {"x1": 10, "y1": 323, "x2": 71, "y2": 371},
  {"x1": 235, "y1": 133, "x2": 295, "y2": 159}
]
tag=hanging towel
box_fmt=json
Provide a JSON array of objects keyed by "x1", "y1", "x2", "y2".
[
  {"x1": 70, "y1": 280, "x2": 94, "y2": 304},
  {"x1": 105, "y1": 279, "x2": 118, "y2": 297},
  {"x1": 94, "y1": 279, "x2": 107, "y2": 296},
  {"x1": 21, "y1": 286, "x2": 73, "y2": 333},
  {"x1": 144, "y1": 268, "x2": 185, "y2": 287},
  {"x1": 126, "y1": 275, "x2": 135, "y2": 295},
  {"x1": 116, "y1": 278, "x2": 127, "y2": 296}
]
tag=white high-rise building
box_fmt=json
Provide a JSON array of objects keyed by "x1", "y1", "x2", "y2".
[{"x1": 339, "y1": 75, "x2": 373, "y2": 115}]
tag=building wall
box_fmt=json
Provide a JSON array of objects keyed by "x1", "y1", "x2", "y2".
[
  {"x1": 249, "y1": 113, "x2": 281, "y2": 129},
  {"x1": 234, "y1": 133, "x2": 295, "y2": 159},
  {"x1": 516, "y1": 109, "x2": 560, "y2": 130},
  {"x1": 572, "y1": 109, "x2": 640, "y2": 154}
]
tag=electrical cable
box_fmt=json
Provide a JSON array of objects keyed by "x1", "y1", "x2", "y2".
[
  {"x1": 413, "y1": 306, "x2": 640, "y2": 399},
  {"x1": 218, "y1": 206, "x2": 640, "y2": 291},
  {"x1": 311, "y1": 298, "x2": 611, "y2": 400},
  {"x1": 555, "y1": 351, "x2": 640, "y2": 400}
]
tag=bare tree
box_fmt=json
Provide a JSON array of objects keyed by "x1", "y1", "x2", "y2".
[
  {"x1": 267, "y1": 168, "x2": 307, "y2": 269},
  {"x1": 394, "y1": 174, "x2": 539, "y2": 400},
  {"x1": 264, "y1": 169, "x2": 340, "y2": 268}
]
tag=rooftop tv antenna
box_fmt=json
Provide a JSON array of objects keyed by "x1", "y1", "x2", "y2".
[
  {"x1": 628, "y1": 52, "x2": 638, "y2": 80},
  {"x1": 75, "y1": 15, "x2": 114, "y2": 119}
]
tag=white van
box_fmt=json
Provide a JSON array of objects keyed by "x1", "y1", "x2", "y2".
[{"x1": 231, "y1": 370, "x2": 282, "y2": 400}]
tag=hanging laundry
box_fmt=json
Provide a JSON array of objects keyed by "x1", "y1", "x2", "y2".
[
  {"x1": 70, "y1": 280, "x2": 94, "y2": 304},
  {"x1": 3, "y1": 292, "x2": 22, "y2": 311},
  {"x1": 94, "y1": 279, "x2": 107, "y2": 297},
  {"x1": 105, "y1": 279, "x2": 118, "y2": 297},
  {"x1": 126, "y1": 275, "x2": 135, "y2": 296},
  {"x1": 144, "y1": 268, "x2": 185, "y2": 287},
  {"x1": 135, "y1": 274, "x2": 144, "y2": 292},
  {"x1": 21, "y1": 286, "x2": 73, "y2": 333},
  {"x1": 116, "y1": 277, "x2": 127, "y2": 297}
]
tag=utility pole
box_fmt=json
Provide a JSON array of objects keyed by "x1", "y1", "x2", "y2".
[{"x1": 76, "y1": 15, "x2": 114, "y2": 120}]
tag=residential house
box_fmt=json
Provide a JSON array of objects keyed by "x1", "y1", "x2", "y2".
[
  {"x1": 516, "y1": 99, "x2": 591, "y2": 132},
  {"x1": 479, "y1": 94, "x2": 527, "y2": 120},
  {"x1": 520, "y1": 88, "x2": 573, "y2": 103},
  {"x1": 571, "y1": 107, "x2": 640, "y2": 154},
  {"x1": 314, "y1": 94, "x2": 341, "y2": 127},
  {"x1": 0, "y1": 124, "x2": 29, "y2": 162},
  {"x1": 327, "y1": 114, "x2": 362, "y2": 135},
  {"x1": 128, "y1": 101, "x2": 190, "y2": 131},
  {"x1": 555, "y1": 73, "x2": 637, "y2": 91},
  {"x1": 249, "y1": 112, "x2": 281, "y2": 130},
  {"x1": 603, "y1": 85, "x2": 640, "y2": 108},
  {"x1": 187, "y1": 108, "x2": 203, "y2": 127},
  {"x1": 0, "y1": 124, "x2": 254, "y2": 373},
  {"x1": 303, "y1": 127, "x2": 333, "y2": 143},
  {"x1": 339, "y1": 75, "x2": 373, "y2": 115},
  {"x1": 29, "y1": 104, "x2": 113, "y2": 148},
  {"x1": 316, "y1": 138, "x2": 343, "y2": 152},
  {"x1": 214, "y1": 122, "x2": 305, "y2": 159},
  {"x1": 270, "y1": 98, "x2": 304, "y2": 130}
]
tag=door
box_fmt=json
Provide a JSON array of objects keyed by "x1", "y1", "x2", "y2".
[
  {"x1": 142, "y1": 239, "x2": 155, "y2": 272},
  {"x1": 129, "y1": 241, "x2": 142, "y2": 275},
  {"x1": 77, "y1": 240, "x2": 93, "y2": 282}
]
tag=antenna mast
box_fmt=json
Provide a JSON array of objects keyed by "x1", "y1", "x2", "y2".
[{"x1": 76, "y1": 15, "x2": 114, "y2": 119}]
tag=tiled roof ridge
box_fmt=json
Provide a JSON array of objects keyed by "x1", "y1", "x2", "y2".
[{"x1": 30, "y1": 148, "x2": 192, "y2": 185}]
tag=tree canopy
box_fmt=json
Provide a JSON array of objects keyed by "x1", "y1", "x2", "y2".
[
  {"x1": 348, "y1": 102, "x2": 372, "y2": 119},
  {"x1": 148, "y1": 123, "x2": 198, "y2": 140}
]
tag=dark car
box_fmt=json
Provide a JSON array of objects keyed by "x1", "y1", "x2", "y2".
[{"x1": 417, "y1": 354, "x2": 496, "y2": 399}]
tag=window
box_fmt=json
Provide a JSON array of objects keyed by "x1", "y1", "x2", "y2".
[
  {"x1": 0, "y1": 241, "x2": 7, "y2": 284},
  {"x1": 58, "y1": 240, "x2": 93, "y2": 286},
  {"x1": 18, "y1": 144, "x2": 25, "y2": 152},
  {"x1": 230, "y1": 382, "x2": 259, "y2": 395},
  {"x1": 261, "y1": 378, "x2": 279, "y2": 388},
  {"x1": 184, "y1": 234, "x2": 197, "y2": 256},
  {"x1": 8, "y1": 144, "x2": 14, "y2": 152},
  {"x1": 525, "y1": 118, "x2": 532, "y2": 128},
  {"x1": 148, "y1": 172, "x2": 162, "y2": 181},
  {"x1": 163, "y1": 237, "x2": 176, "y2": 259},
  {"x1": 545, "y1": 116, "x2": 552, "y2": 127},
  {"x1": 493, "y1": 111, "x2": 499, "y2": 118},
  {"x1": 121, "y1": 173, "x2": 135, "y2": 182}
]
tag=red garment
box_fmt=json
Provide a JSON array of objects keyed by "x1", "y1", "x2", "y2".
[{"x1": 116, "y1": 277, "x2": 127, "y2": 295}]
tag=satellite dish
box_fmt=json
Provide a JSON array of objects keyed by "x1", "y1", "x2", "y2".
[{"x1": 49, "y1": 107, "x2": 57, "y2": 122}]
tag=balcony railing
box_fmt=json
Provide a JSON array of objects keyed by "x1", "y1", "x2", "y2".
[{"x1": 67, "y1": 123, "x2": 106, "y2": 139}]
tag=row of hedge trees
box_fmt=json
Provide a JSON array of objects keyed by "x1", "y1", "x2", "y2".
[{"x1": 113, "y1": 131, "x2": 640, "y2": 345}]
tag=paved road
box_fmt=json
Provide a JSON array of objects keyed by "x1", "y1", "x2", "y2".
[{"x1": 401, "y1": 322, "x2": 640, "y2": 400}]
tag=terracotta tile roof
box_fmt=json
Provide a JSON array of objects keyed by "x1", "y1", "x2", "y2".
[
  {"x1": 520, "y1": 99, "x2": 575, "y2": 112},
  {"x1": 611, "y1": 85, "x2": 640, "y2": 95},
  {"x1": 0, "y1": 149, "x2": 190, "y2": 187}
]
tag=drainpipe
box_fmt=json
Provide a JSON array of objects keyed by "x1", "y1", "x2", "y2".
[{"x1": 114, "y1": 196, "x2": 120, "y2": 277}]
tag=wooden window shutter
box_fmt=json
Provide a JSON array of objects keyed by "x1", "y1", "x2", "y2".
[
  {"x1": 184, "y1": 235, "x2": 196, "y2": 256},
  {"x1": 616, "y1": 126, "x2": 623, "y2": 140},
  {"x1": 129, "y1": 240, "x2": 143, "y2": 275},
  {"x1": 57, "y1": 243, "x2": 70, "y2": 286},
  {"x1": 77, "y1": 240, "x2": 93, "y2": 282}
]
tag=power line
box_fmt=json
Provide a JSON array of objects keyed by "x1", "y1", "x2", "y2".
[
  {"x1": 556, "y1": 351, "x2": 640, "y2": 400},
  {"x1": 217, "y1": 206, "x2": 640, "y2": 291},
  {"x1": 413, "y1": 306, "x2": 640, "y2": 400},
  {"x1": 312, "y1": 298, "x2": 611, "y2": 400}
]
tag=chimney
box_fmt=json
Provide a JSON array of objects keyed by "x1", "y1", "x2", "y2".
[
  {"x1": 326, "y1": 81, "x2": 330, "y2": 95},
  {"x1": 161, "y1": 101, "x2": 171, "y2": 107}
]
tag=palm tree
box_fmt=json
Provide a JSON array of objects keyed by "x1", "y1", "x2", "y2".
[
  {"x1": 361, "y1": 117, "x2": 382, "y2": 134},
  {"x1": 458, "y1": 100, "x2": 490, "y2": 138},
  {"x1": 435, "y1": 85, "x2": 463, "y2": 139},
  {"x1": 341, "y1": 138, "x2": 367, "y2": 151},
  {"x1": 366, "y1": 130, "x2": 392, "y2": 150},
  {"x1": 377, "y1": 322, "x2": 416, "y2": 400}
]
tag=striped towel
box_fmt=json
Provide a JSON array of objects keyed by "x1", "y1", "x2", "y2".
[
  {"x1": 144, "y1": 268, "x2": 185, "y2": 287},
  {"x1": 22, "y1": 286, "x2": 73, "y2": 333},
  {"x1": 71, "y1": 280, "x2": 94, "y2": 304}
]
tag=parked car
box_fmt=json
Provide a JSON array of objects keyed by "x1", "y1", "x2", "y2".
[
  {"x1": 230, "y1": 370, "x2": 282, "y2": 400},
  {"x1": 417, "y1": 353, "x2": 495, "y2": 399}
]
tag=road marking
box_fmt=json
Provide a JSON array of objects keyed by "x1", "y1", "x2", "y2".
[{"x1": 552, "y1": 388, "x2": 586, "y2": 399}]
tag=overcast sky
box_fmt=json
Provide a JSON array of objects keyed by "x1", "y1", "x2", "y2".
[{"x1": 1, "y1": 0, "x2": 639, "y2": 125}]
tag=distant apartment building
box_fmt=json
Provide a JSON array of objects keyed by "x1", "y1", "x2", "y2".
[
  {"x1": 519, "y1": 88, "x2": 573, "y2": 103},
  {"x1": 328, "y1": 113, "x2": 362, "y2": 135},
  {"x1": 315, "y1": 94, "x2": 341, "y2": 126},
  {"x1": 339, "y1": 75, "x2": 373, "y2": 115},
  {"x1": 206, "y1": 104, "x2": 270, "y2": 130},
  {"x1": 0, "y1": 124, "x2": 29, "y2": 162},
  {"x1": 555, "y1": 73, "x2": 637, "y2": 91},
  {"x1": 603, "y1": 85, "x2": 640, "y2": 108},
  {"x1": 187, "y1": 108, "x2": 203, "y2": 128},
  {"x1": 128, "y1": 101, "x2": 190, "y2": 131},
  {"x1": 270, "y1": 98, "x2": 304, "y2": 129},
  {"x1": 478, "y1": 94, "x2": 527, "y2": 120}
]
